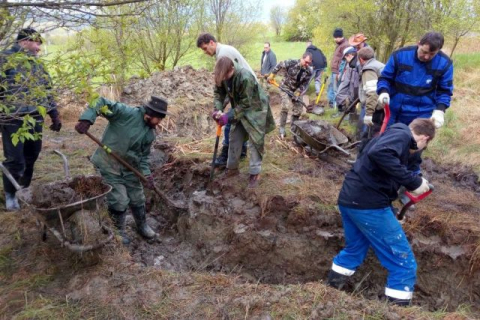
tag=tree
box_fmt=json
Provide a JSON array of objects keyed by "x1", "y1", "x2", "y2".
[
  {"x1": 283, "y1": 0, "x2": 320, "y2": 41},
  {"x1": 270, "y1": 5, "x2": 286, "y2": 36}
]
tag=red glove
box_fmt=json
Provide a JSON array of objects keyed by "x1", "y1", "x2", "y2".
[{"x1": 75, "y1": 120, "x2": 91, "y2": 134}]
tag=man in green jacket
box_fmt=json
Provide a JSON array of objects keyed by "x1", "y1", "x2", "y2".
[
  {"x1": 212, "y1": 57, "x2": 275, "y2": 188},
  {"x1": 74, "y1": 96, "x2": 169, "y2": 244}
]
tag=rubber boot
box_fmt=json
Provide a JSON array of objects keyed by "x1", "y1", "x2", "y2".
[
  {"x1": 214, "y1": 145, "x2": 229, "y2": 167},
  {"x1": 131, "y1": 205, "x2": 155, "y2": 239},
  {"x1": 387, "y1": 296, "x2": 411, "y2": 307},
  {"x1": 108, "y1": 208, "x2": 130, "y2": 245},
  {"x1": 5, "y1": 192, "x2": 20, "y2": 211},
  {"x1": 327, "y1": 270, "x2": 349, "y2": 290},
  {"x1": 279, "y1": 127, "x2": 286, "y2": 139},
  {"x1": 240, "y1": 144, "x2": 247, "y2": 160}
]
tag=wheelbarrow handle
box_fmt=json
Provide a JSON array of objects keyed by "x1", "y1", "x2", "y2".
[{"x1": 0, "y1": 163, "x2": 22, "y2": 191}]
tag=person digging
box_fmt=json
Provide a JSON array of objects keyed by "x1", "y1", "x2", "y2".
[
  {"x1": 212, "y1": 57, "x2": 275, "y2": 188},
  {"x1": 75, "y1": 96, "x2": 169, "y2": 244}
]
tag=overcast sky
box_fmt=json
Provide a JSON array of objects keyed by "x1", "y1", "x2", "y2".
[{"x1": 261, "y1": 0, "x2": 295, "y2": 22}]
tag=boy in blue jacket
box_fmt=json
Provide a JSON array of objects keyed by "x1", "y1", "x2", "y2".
[{"x1": 327, "y1": 118, "x2": 436, "y2": 306}]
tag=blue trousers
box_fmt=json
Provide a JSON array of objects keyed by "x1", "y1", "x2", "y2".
[
  {"x1": 327, "y1": 72, "x2": 338, "y2": 107},
  {"x1": 332, "y1": 205, "x2": 417, "y2": 300}
]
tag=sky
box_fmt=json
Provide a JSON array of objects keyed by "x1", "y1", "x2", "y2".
[{"x1": 261, "y1": 0, "x2": 295, "y2": 22}]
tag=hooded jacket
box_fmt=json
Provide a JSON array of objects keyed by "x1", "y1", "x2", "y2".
[
  {"x1": 338, "y1": 123, "x2": 423, "y2": 209},
  {"x1": 306, "y1": 45, "x2": 327, "y2": 70}
]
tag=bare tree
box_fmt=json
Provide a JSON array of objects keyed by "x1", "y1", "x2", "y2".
[{"x1": 270, "y1": 5, "x2": 285, "y2": 36}]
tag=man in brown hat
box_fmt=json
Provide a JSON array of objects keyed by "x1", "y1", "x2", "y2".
[
  {"x1": 74, "y1": 96, "x2": 169, "y2": 244},
  {"x1": 349, "y1": 33, "x2": 368, "y2": 50}
]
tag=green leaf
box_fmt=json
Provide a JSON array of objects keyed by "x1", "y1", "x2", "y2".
[
  {"x1": 11, "y1": 134, "x2": 19, "y2": 146},
  {"x1": 100, "y1": 105, "x2": 112, "y2": 115},
  {"x1": 38, "y1": 106, "x2": 47, "y2": 118}
]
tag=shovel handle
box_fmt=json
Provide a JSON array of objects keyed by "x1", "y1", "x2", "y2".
[
  {"x1": 380, "y1": 99, "x2": 391, "y2": 134},
  {"x1": 315, "y1": 75, "x2": 329, "y2": 104},
  {"x1": 0, "y1": 163, "x2": 22, "y2": 191},
  {"x1": 397, "y1": 184, "x2": 434, "y2": 220}
]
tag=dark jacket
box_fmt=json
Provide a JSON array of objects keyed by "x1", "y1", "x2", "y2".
[
  {"x1": 377, "y1": 45, "x2": 454, "y2": 115},
  {"x1": 306, "y1": 45, "x2": 327, "y2": 70},
  {"x1": 0, "y1": 44, "x2": 58, "y2": 119},
  {"x1": 331, "y1": 38, "x2": 349, "y2": 73},
  {"x1": 338, "y1": 123, "x2": 423, "y2": 209},
  {"x1": 260, "y1": 50, "x2": 277, "y2": 75}
]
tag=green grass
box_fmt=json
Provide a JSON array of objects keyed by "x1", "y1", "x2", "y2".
[{"x1": 452, "y1": 52, "x2": 480, "y2": 70}]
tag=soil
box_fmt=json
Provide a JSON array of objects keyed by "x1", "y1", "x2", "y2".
[{"x1": 31, "y1": 175, "x2": 109, "y2": 208}]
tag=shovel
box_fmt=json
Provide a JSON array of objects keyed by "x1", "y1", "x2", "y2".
[
  {"x1": 397, "y1": 184, "x2": 434, "y2": 221},
  {"x1": 269, "y1": 79, "x2": 308, "y2": 109},
  {"x1": 84, "y1": 132, "x2": 187, "y2": 212},
  {"x1": 335, "y1": 98, "x2": 360, "y2": 129},
  {"x1": 209, "y1": 124, "x2": 222, "y2": 181}
]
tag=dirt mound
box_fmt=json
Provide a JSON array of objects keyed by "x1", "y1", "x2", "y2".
[{"x1": 31, "y1": 176, "x2": 109, "y2": 208}]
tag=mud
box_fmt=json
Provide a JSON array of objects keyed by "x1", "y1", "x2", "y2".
[
  {"x1": 124, "y1": 153, "x2": 480, "y2": 313},
  {"x1": 31, "y1": 176, "x2": 109, "y2": 208}
]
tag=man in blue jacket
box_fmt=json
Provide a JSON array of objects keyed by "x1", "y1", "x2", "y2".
[
  {"x1": 377, "y1": 32, "x2": 453, "y2": 129},
  {"x1": 327, "y1": 118, "x2": 436, "y2": 306}
]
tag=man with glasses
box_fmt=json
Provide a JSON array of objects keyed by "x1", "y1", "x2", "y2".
[{"x1": 267, "y1": 52, "x2": 313, "y2": 139}]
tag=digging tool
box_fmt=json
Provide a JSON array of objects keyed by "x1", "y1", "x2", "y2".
[
  {"x1": 314, "y1": 75, "x2": 329, "y2": 105},
  {"x1": 380, "y1": 98, "x2": 391, "y2": 134},
  {"x1": 269, "y1": 79, "x2": 308, "y2": 108},
  {"x1": 335, "y1": 98, "x2": 360, "y2": 129},
  {"x1": 84, "y1": 132, "x2": 187, "y2": 211},
  {"x1": 397, "y1": 184, "x2": 434, "y2": 221},
  {"x1": 209, "y1": 124, "x2": 222, "y2": 181}
]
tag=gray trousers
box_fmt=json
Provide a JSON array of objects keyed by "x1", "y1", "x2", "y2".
[{"x1": 227, "y1": 122, "x2": 262, "y2": 175}]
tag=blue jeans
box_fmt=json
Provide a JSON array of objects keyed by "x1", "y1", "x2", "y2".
[
  {"x1": 310, "y1": 69, "x2": 324, "y2": 95},
  {"x1": 327, "y1": 72, "x2": 338, "y2": 107},
  {"x1": 332, "y1": 205, "x2": 417, "y2": 300}
]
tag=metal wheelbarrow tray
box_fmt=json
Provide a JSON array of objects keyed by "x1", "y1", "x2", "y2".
[{"x1": 292, "y1": 120, "x2": 355, "y2": 156}]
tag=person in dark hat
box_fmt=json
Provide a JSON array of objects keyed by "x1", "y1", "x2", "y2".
[
  {"x1": 327, "y1": 28, "x2": 349, "y2": 109},
  {"x1": 0, "y1": 27, "x2": 61, "y2": 211},
  {"x1": 74, "y1": 96, "x2": 169, "y2": 244}
]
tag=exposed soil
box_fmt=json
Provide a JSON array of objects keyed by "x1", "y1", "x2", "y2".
[{"x1": 31, "y1": 175, "x2": 109, "y2": 208}]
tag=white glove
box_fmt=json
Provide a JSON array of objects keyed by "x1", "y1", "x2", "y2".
[
  {"x1": 378, "y1": 92, "x2": 390, "y2": 105},
  {"x1": 363, "y1": 115, "x2": 373, "y2": 126},
  {"x1": 410, "y1": 178, "x2": 430, "y2": 196},
  {"x1": 431, "y1": 110, "x2": 445, "y2": 128}
]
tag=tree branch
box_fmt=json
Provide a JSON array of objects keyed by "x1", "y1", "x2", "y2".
[{"x1": 0, "y1": 0, "x2": 150, "y2": 8}]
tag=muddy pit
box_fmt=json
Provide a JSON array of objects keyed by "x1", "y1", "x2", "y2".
[
  {"x1": 30, "y1": 176, "x2": 110, "y2": 208},
  {"x1": 117, "y1": 153, "x2": 480, "y2": 313}
]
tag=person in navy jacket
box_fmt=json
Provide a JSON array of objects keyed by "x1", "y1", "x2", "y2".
[
  {"x1": 377, "y1": 32, "x2": 453, "y2": 129},
  {"x1": 327, "y1": 118, "x2": 436, "y2": 307}
]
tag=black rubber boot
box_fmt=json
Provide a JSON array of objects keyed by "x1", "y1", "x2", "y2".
[
  {"x1": 327, "y1": 270, "x2": 349, "y2": 290},
  {"x1": 108, "y1": 208, "x2": 130, "y2": 245},
  {"x1": 240, "y1": 144, "x2": 247, "y2": 160},
  {"x1": 387, "y1": 296, "x2": 411, "y2": 307},
  {"x1": 131, "y1": 205, "x2": 155, "y2": 239},
  {"x1": 215, "y1": 145, "x2": 229, "y2": 167}
]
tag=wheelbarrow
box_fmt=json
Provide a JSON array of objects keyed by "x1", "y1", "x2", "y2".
[
  {"x1": 292, "y1": 119, "x2": 357, "y2": 156},
  {"x1": 0, "y1": 150, "x2": 114, "y2": 253}
]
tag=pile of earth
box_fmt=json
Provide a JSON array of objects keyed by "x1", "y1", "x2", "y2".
[{"x1": 31, "y1": 175, "x2": 109, "y2": 208}]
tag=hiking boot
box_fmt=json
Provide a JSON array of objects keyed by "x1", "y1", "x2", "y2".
[
  {"x1": 5, "y1": 192, "x2": 20, "y2": 211},
  {"x1": 279, "y1": 127, "x2": 286, "y2": 139},
  {"x1": 387, "y1": 296, "x2": 411, "y2": 307},
  {"x1": 240, "y1": 145, "x2": 247, "y2": 160},
  {"x1": 131, "y1": 205, "x2": 155, "y2": 239},
  {"x1": 327, "y1": 270, "x2": 349, "y2": 290},
  {"x1": 248, "y1": 174, "x2": 260, "y2": 188},
  {"x1": 108, "y1": 208, "x2": 130, "y2": 245},
  {"x1": 214, "y1": 145, "x2": 229, "y2": 167},
  {"x1": 222, "y1": 168, "x2": 240, "y2": 178}
]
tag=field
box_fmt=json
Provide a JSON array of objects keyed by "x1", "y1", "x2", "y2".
[{"x1": 0, "y1": 36, "x2": 479, "y2": 319}]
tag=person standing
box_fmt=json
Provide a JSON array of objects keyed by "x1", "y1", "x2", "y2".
[
  {"x1": 196, "y1": 33, "x2": 253, "y2": 167},
  {"x1": 74, "y1": 96, "x2": 169, "y2": 244},
  {"x1": 327, "y1": 28, "x2": 349, "y2": 108},
  {"x1": 0, "y1": 28, "x2": 62, "y2": 211},
  {"x1": 268, "y1": 53, "x2": 313, "y2": 139},
  {"x1": 306, "y1": 40, "x2": 327, "y2": 96},
  {"x1": 327, "y1": 118, "x2": 436, "y2": 306},
  {"x1": 260, "y1": 42, "x2": 277, "y2": 91},
  {"x1": 212, "y1": 57, "x2": 275, "y2": 188}
]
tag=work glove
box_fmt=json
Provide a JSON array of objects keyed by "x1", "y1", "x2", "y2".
[
  {"x1": 75, "y1": 120, "x2": 91, "y2": 134},
  {"x1": 49, "y1": 115, "x2": 62, "y2": 132},
  {"x1": 378, "y1": 92, "x2": 390, "y2": 105},
  {"x1": 144, "y1": 174, "x2": 155, "y2": 190},
  {"x1": 410, "y1": 178, "x2": 430, "y2": 196},
  {"x1": 211, "y1": 110, "x2": 222, "y2": 121},
  {"x1": 431, "y1": 110, "x2": 445, "y2": 128},
  {"x1": 267, "y1": 74, "x2": 275, "y2": 84},
  {"x1": 363, "y1": 115, "x2": 373, "y2": 126}
]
